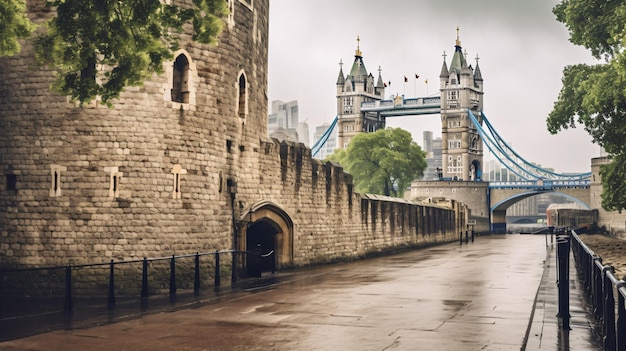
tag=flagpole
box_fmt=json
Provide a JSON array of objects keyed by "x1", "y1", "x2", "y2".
[{"x1": 403, "y1": 76, "x2": 406, "y2": 97}]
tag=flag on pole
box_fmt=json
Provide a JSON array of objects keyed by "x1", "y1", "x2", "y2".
[
  {"x1": 415, "y1": 74, "x2": 419, "y2": 79},
  {"x1": 404, "y1": 76, "x2": 408, "y2": 82},
  {"x1": 424, "y1": 79, "x2": 428, "y2": 84}
]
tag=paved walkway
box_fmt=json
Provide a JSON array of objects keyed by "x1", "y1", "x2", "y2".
[{"x1": 0, "y1": 235, "x2": 600, "y2": 350}]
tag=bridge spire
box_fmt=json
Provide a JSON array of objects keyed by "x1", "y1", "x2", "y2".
[
  {"x1": 355, "y1": 35, "x2": 362, "y2": 57},
  {"x1": 455, "y1": 26, "x2": 461, "y2": 47}
]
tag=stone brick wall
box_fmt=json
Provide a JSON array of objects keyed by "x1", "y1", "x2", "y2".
[
  {"x1": 591, "y1": 156, "x2": 626, "y2": 237},
  {"x1": 0, "y1": 0, "x2": 465, "y2": 284}
]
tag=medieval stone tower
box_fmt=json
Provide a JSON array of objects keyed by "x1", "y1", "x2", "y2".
[
  {"x1": 0, "y1": 2, "x2": 464, "y2": 280},
  {"x1": 439, "y1": 30, "x2": 484, "y2": 181},
  {"x1": 0, "y1": 0, "x2": 271, "y2": 266},
  {"x1": 336, "y1": 37, "x2": 386, "y2": 149}
]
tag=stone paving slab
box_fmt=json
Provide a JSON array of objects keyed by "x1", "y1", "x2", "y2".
[
  {"x1": 523, "y1": 239, "x2": 600, "y2": 350},
  {"x1": 0, "y1": 234, "x2": 602, "y2": 350}
]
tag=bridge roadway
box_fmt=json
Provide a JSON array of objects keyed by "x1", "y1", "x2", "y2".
[{"x1": 1, "y1": 235, "x2": 598, "y2": 350}]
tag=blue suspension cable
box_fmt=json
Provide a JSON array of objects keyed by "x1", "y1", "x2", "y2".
[{"x1": 311, "y1": 116, "x2": 338, "y2": 157}]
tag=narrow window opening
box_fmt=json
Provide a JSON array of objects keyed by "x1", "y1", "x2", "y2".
[
  {"x1": 238, "y1": 74, "x2": 247, "y2": 118},
  {"x1": 171, "y1": 164, "x2": 186, "y2": 199},
  {"x1": 105, "y1": 167, "x2": 122, "y2": 198},
  {"x1": 53, "y1": 171, "x2": 58, "y2": 192},
  {"x1": 226, "y1": 139, "x2": 233, "y2": 153},
  {"x1": 172, "y1": 55, "x2": 190, "y2": 103},
  {"x1": 49, "y1": 165, "x2": 66, "y2": 197}
]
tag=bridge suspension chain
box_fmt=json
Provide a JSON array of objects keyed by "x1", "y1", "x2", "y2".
[{"x1": 468, "y1": 110, "x2": 591, "y2": 181}]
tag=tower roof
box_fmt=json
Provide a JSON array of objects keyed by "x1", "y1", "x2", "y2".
[
  {"x1": 336, "y1": 59, "x2": 345, "y2": 85},
  {"x1": 439, "y1": 52, "x2": 449, "y2": 78},
  {"x1": 449, "y1": 27, "x2": 468, "y2": 76},
  {"x1": 348, "y1": 36, "x2": 368, "y2": 82},
  {"x1": 376, "y1": 66, "x2": 385, "y2": 88},
  {"x1": 474, "y1": 55, "x2": 483, "y2": 81}
]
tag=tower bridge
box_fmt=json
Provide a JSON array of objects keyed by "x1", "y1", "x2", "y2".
[
  {"x1": 360, "y1": 96, "x2": 442, "y2": 116},
  {"x1": 320, "y1": 30, "x2": 592, "y2": 233}
]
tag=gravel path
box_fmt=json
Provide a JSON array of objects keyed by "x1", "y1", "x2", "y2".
[{"x1": 579, "y1": 234, "x2": 626, "y2": 279}]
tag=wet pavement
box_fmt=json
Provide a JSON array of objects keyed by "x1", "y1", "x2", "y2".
[{"x1": 0, "y1": 234, "x2": 601, "y2": 350}]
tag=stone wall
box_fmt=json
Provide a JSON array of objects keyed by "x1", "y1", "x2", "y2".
[
  {"x1": 0, "y1": 0, "x2": 466, "y2": 282},
  {"x1": 591, "y1": 156, "x2": 626, "y2": 238}
]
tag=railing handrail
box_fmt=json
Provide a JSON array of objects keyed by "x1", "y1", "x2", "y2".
[
  {"x1": 0, "y1": 249, "x2": 261, "y2": 273},
  {"x1": 569, "y1": 230, "x2": 626, "y2": 350}
]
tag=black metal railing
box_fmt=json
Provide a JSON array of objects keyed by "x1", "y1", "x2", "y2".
[
  {"x1": 570, "y1": 230, "x2": 626, "y2": 351},
  {"x1": 0, "y1": 249, "x2": 274, "y2": 314}
]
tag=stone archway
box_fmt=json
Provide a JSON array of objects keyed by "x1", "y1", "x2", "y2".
[{"x1": 237, "y1": 201, "x2": 293, "y2": 276}]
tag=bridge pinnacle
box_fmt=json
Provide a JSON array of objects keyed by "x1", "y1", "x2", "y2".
[
  {"x1": 355, "y1": 35, "x2": 362, "y2": 57},
  {"x1": 456, "y1": 26, "x2": 461, "y2": 47}
]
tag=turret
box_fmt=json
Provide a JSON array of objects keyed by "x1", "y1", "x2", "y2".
[
  {"x1": 336, "y1": 36, "x2": 385, "y2": 149},
  {"x1": 439, "y1": 27, "x2": 484, "y2": 182}
]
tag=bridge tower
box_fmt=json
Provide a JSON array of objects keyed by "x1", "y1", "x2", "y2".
[
  {"x1": 439, "y1": 29, "x2": 484, "y2": 181},
  {"x1": 336, "y1": 37, "x2": 386, "y2": 149}
]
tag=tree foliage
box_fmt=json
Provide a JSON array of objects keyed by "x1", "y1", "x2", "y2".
[
  {"x1": 548, "y1": 0, "x2": 626, "y2": 211},
  {"x1": 0, "y1": 0, "x2": 36, "y2": 56},
  {"x1": 327, "y1": 128, "x2": 427, "y2": 197},
  {"x1": 34, "y1": 0, "x2": 228, "y2": 106}
]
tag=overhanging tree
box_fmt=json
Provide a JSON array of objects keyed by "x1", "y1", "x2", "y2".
[
  {"x1": 0, "y1": 0, "x2": 36, "y2": 56},
  {"x1": 25, "y1": 0, "x2": 227, "y2": 106},
  {"x1": 548, "y1": 0, "x2": 626, "y2": 211},
  {"x1": 328, "y1": 128, "x2": 427, "y2": 197}
]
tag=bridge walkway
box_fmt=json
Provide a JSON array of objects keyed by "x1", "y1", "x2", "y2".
[{"x1": 1, "y1": 235, "x2": 598, "y2": 350}]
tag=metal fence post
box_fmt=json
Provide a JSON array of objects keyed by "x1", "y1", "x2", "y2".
[
  {"x1": 169, "y1": 255, "x2": 177, "y2": 299},
  {"x1": 231, "y1": 250, "x2": 237, "y2": 284},
  {"x1": 603, "y1": 267, "x2": 616, "y2": 350},
  {"x1": 594, "y1": 258, "x2": 604, "y2": 320},
  {"x1": 556, "y1": 235, "x2": 570, "y2": 330},
  {"x1": 108, "y1": 259, "x2": 115, "y2": 307},
  {"x1": 215, "y1": 250, "x2": 221, "y2": 287},
  {"x1": 141, "y1": 257, "x2": 149, "y2": 299},
  {"x1": 194, "y1": 252, "x2": 200, "y2": 295},
  {"x1": 616, "y1": 282, "x2": 626, "y2": 351},
  {"x1": 64, "y1": 265, "x2": 73, "y2": 312}
]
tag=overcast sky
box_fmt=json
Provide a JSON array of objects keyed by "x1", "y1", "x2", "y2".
[{"x1": 267, "y1": 0, "x2": 602, "y2": 174}]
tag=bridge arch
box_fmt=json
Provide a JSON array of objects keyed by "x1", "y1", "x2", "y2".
[
  {"x1": 237, "y1": 201, "x2": 294, "y2": 275},
  {"x1": 490, "y1": 190, "x2": 591, "y2": 233}
]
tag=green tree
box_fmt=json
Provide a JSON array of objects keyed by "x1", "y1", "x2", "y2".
[
  {"x1": 548, "y1": 0, "x2": 626, "y2": 211},
  {"x1": 0, "y1": 0, "x2": 36, "y2": 56},
  {"x1": 328, "y1": 128, "x2": 427, "y2": 197},
  {"x1": 33, "y1": 0, "x2": 228, "y2": 106}
]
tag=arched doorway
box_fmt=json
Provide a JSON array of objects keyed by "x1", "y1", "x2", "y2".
[
  {"x1": 237, "y1": 201, "x2": 293, "y2": 277},
  {"x1": 246, "y1": 220, "x2": 278, "y2": 277}
]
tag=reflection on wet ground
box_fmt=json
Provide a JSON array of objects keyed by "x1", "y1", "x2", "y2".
[{"x1": 1, "y1": 235, "x2": 600, "y2": 350}]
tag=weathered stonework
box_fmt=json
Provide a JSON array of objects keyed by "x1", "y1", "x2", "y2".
[
  {"x1": 591, "y1": 157, "x2": 626, "y2": 238},
  {"x1": 0, "y1": 0, "x2": 466, "y2": 286}
]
